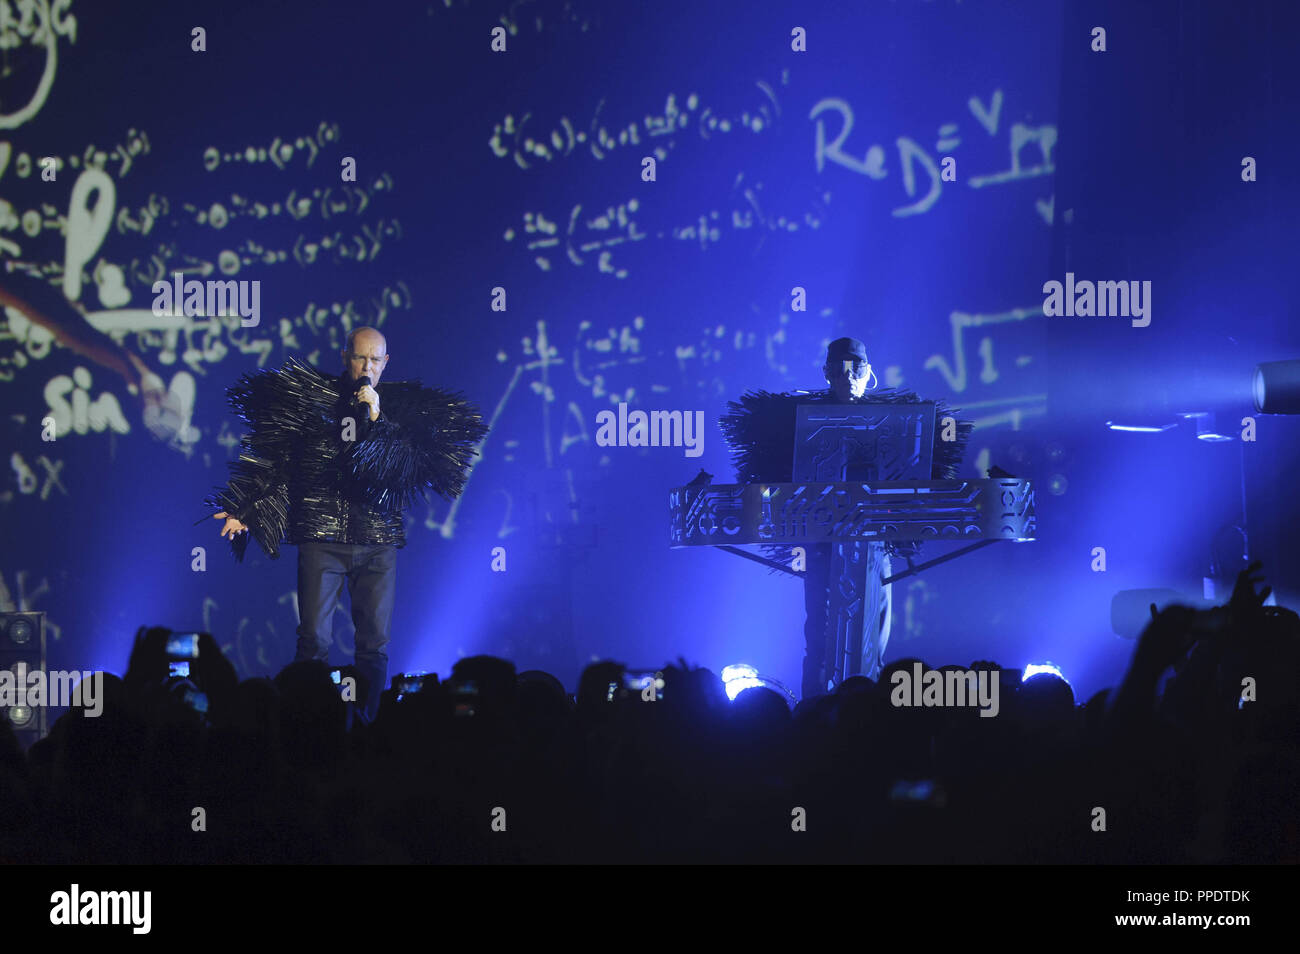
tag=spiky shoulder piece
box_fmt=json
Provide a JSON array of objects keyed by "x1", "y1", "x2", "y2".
[
  {"x1": 343, "y1": 382, "x2": 489, "y2": 511},
  {"x1": 718, "y1": 387, "x2": 973, "y2": 568},
  {"x1": 204, "y1": 357, "x2": 337, "y2": 562}
]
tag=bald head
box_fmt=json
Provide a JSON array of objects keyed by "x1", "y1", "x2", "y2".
[{"x1": 342, "y1": 327, "x2": 390, "y2": 385}]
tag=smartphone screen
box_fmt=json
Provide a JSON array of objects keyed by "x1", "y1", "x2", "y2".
[{"x1": 166, "y1": 633, "x2": 200, "y2": 659}]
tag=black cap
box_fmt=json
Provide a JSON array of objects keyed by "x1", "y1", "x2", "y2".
[{"x1": 826, "y1": 337, "x2": 869, "y2": 363}]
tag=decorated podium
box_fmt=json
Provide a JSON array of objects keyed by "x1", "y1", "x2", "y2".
[{"x1": 670, "y1": 396, "x2": 1035, "y2": 691}]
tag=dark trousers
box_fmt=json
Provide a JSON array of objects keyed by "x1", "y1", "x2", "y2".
[{"x1": 295, "y1": 541, "x2": 397, "y2": 724}]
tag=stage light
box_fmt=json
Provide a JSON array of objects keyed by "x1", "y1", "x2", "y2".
[
  {"x1": 1022, "y1": 662, "x2": 1068, "y2": 684},
  {"x1": 1253, "y1": 360, "x2": 1300, "y2": 414},
  {"x1": 721, "y1": 663, "x2": 761, "y2": 700},
  {"x1": 1104, "y1": 420, "x2": 1178, "y2": 433},
  {"x1": 1106, "y1": 413, "x2": 1234, "y2": 440},
  {"x1": 720, "y1": 663, "x2": 797, "y2": 707},
  {"x1": 1179, "y1": 411, "x2": 1233, "y2": 442}
]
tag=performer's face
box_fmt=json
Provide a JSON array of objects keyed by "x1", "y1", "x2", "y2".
[
  {"x1": 826, "y1": 358, "x2": 870, "y2": 400},
  {"x1": 343, "y1": 332, "x2": 390, "y2": 384}
]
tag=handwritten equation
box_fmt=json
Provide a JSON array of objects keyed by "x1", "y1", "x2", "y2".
[
  {"x1": 0, "y1": 109, "x2": 410, "y2": 476},
  {"x1": 491, "y1": 82, "x2": 783, "y2": 169},
  {"x1": 506, "y1": 176, "x2": 828, "y2": 277},
  {"x1": 502, "y1": 84, "x2": 1055, "y2": 276},
  {"x1": 812, "y1": 88, "x2": 1056, "y2": 218}
]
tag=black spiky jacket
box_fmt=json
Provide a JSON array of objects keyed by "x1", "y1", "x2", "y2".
[
  {"x1": 204, "y1": 357, "x2": 488, "y2": 561},
  {"x1": 718, "y1": 387, "x2": 973, "y2": 566}
]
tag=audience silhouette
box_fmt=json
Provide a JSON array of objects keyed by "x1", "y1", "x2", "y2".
[{"x1": 1, "y1": 562, "x2": 1294, "y2": 863}]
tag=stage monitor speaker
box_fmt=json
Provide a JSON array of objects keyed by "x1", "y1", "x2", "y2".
[{"x1": 1, "y1": 611, "x2": 48, "y2": 751}]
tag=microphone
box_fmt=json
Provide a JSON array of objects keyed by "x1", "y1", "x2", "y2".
[{"x1": 351, "y1": 375, "x2": 372, "y2": 407}]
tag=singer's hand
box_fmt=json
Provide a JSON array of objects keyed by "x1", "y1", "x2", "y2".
[
  {"x1": 214, "y1": 512, "x2": 248, "y2": 539},
  {"x1": 356, "y1": 385, "x2": 380, "y2": 421}
]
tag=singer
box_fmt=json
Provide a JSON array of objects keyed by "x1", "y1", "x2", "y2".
[{"x1": 205, "y1": 327, "x2": 488, "y2": 722}]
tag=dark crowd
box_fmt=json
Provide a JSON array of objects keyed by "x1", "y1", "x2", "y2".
[{"x1": 1, "y1": 563, "x2": 1295, "y2": 864}]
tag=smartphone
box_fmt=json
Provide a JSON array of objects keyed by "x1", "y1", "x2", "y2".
[
  {"x1": 393, "y1": 674, "x2": 425, "y2": 694},
  {"x1": 168, "y1": 660, "x2": 191, "y2": 679},
  {"x1": 166, "y1": 633, "x2": 200, "y2": 659},
  {"x1": 329, "y1": 667, "x2": 343, "y2": 685},
  {"x1": 451, "y1": 679, "x2": 478, "y2": 717}
]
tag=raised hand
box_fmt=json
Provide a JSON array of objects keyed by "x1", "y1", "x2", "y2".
[
  {"x1": 1137, "y1": 603, "x2": 1199, "y2": 671},
  {"x1": 1228, "y1": 559, "x2": 1272, "y2": 620}
]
